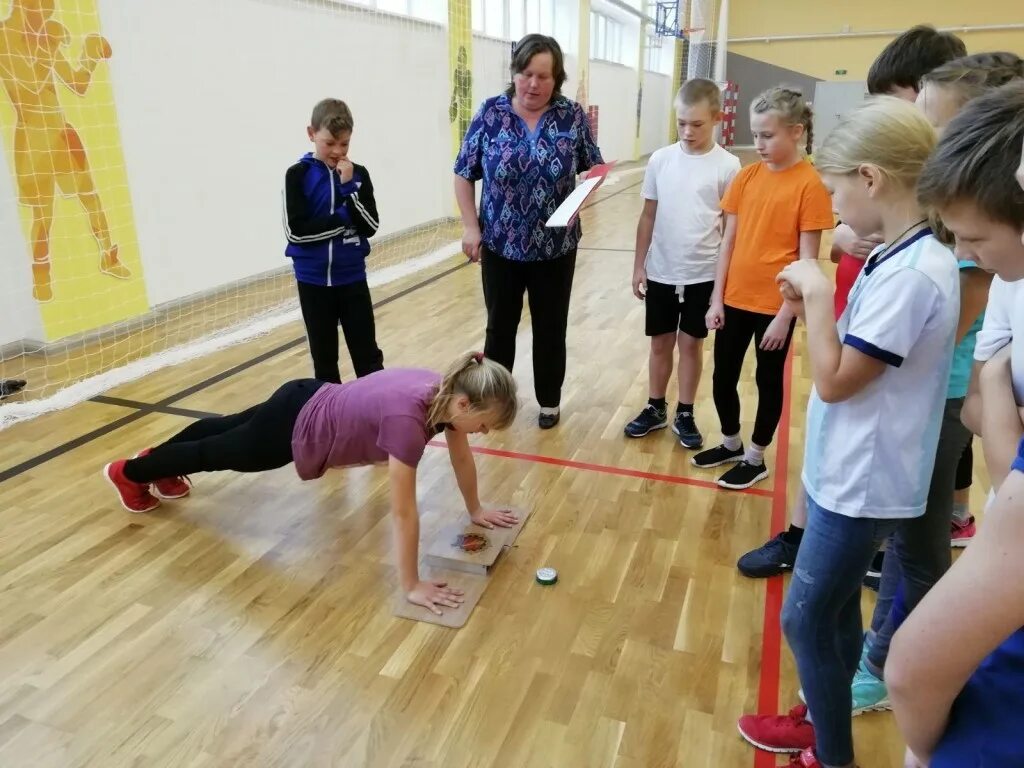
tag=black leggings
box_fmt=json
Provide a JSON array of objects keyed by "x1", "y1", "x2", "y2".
[
  {"x1": 712, "y1": 305, "x2": 795, "y2": 448},
  {"x1": 955, "y1": 438, "x2": 974, "y2": 492},
  {"x1": 123, "y1": 380, "x2": 323, "y2": 483}
]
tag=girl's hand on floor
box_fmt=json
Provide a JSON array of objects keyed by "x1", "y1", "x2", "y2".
[
  {"x1": 470, "y1": 507, "x2": 519, "y2": 529},
  {"x1": 407, "y1": 580, "x2": 465, "y2": 615}
]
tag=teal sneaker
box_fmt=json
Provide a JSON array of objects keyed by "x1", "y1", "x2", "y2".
[{"x1": 851, "y1": 666, "x2": 891, "y2": 716}]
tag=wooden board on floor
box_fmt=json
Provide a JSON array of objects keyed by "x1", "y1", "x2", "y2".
[
  {"x1": 423, "y1": 505, "x2": 532, "y2": 575},
  {"x1": 392, "y1": 565, "x2": 489, "y2": 628}
]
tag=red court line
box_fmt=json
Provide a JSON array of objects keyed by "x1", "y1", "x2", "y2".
[
  {"x1": 425, "y1": 440, "x2": 775, "y2": 498},
  {"x1": 754, "y1": 349, "x2": 795, "y2": 768}
]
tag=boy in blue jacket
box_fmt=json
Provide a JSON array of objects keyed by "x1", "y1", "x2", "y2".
[{"x1": 283, "y1": 98, "x2": 383, "y2": 383}]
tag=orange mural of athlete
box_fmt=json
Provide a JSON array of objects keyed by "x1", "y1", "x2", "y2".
[{"x1": 0, "y1": 0, "x2": 128, "y2": 303}]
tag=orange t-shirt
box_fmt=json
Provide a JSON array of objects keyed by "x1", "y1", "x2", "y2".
[{"x1": 720, "y1": 159, "x2": 834, "y2": 315}]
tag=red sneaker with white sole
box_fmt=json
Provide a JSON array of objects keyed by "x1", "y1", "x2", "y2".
[
  {"x1": 103, "y1": 460, "x2": 160, "y2": 513},
  {"x1": 135, "y1": 448, "x2": 191, "y2": 499},
  {"x1": 786, "y1": 747, "x2": 823, "y2": 767},
  {"x1": 951, "y1": 516, "x2": 976, "y2": 547},
  {"x1": 738, "y1": 704, "x2": 815, "y2": 753}
]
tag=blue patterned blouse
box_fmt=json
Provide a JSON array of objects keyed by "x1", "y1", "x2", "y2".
[{"x1": 454, "y1": 94, "x2": 604, "y2": 262}]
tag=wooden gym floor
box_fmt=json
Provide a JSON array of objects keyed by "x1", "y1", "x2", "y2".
[{"x1": 0, "y1": 167, "x2": 989, "y2": 767}]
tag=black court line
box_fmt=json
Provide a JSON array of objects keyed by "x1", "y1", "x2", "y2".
[
  {"x1": 2, "y1": 181, "x2": 641, "y2": 485},
  {"x1": 90, "y1": 395, "x2": 222, "y2": 420},
  {"x1": 0, "y1": 260, "x2": 469, "y2": 485}
]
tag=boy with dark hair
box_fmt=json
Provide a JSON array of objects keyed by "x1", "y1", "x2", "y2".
[
  {"x1": 866, "y1": 24, "x2": 967, "y2": 100},
  {"x1": 283, "y1": 98, "x2": 383, "y2": 384}
]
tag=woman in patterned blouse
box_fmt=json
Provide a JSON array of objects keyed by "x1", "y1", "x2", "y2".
[{"x1": 454, "y1": 34, "x2": 604, "y2": 430}]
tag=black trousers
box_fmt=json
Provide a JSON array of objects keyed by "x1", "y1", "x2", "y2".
[
  {"x1": 296, "y1": 279, "x2": 384, "y2": 383},
  {"x1": 481, "y1": 249, "x2": 576, "y2": 408},
  {"x1": 123, "y1": 379, "x2": 323, "y2": 483},
  {"x1": 712, "y1": 304, "x2": 795, "y2": 447}
]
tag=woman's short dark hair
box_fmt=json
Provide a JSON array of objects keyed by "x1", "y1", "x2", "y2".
[{"x1": 505, "y1": 34, "x2": 567, "y2": 98}]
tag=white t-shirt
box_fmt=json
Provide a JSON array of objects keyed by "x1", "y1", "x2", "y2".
[
  {"x1": 974, "y1": 276, "x2": 1024, "y2": 404},
  {"x1": 803, "y1": 230, "x2": 960, "y2": 519},
  {"x1": 641, "y1": 142, "x2": 740, "y2": 285}
]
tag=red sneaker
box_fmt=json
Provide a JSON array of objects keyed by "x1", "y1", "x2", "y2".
[
  {"x1": 786, "y1": 748, "x2": 822, "y2": 767},
  {"x1": 103, "y1": 460, "x2": 160, "y2": 513},
  {"x1": 135, "y1": 448, "x2": 191, "y2": 499},
  {"x1": 738, "y1": 704, "x2": 815, "y2": 753},
  {"x1": 951, "y1": 516, "x2": 976, "y2": 548}
]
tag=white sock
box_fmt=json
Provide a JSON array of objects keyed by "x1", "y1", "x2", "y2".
[
  {"x1": 952, "y1": 501, "x2": 970, "y2": 524},
  {"x1": 745, "y1": 443, "x2": 766, "y2": 466},
  {"x1": 723, "y1": 433, "x2": 742, "y2": 452},
  {"x1": 540, "y1": 407, "x2": 560, "y2": 416}
]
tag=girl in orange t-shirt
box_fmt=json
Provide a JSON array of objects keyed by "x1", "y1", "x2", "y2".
[{"x1": 693, "y1": 87, "x2": 834, "y2": 490}]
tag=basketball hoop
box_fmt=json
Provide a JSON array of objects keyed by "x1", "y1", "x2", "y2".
[{"x1": 654, "y1": 1, "x2": 707, "y2": 39}]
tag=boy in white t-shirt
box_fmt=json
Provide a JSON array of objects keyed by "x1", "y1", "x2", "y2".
[{"x1": 625, "y1": 79, "x2": 741, "y2": 448}]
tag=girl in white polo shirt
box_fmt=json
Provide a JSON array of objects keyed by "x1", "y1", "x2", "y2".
[{"x1": 737, "y1": 98, "x2": 958, "y2": 768}]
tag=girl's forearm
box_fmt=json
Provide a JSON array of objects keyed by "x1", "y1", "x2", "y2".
[
  {"x1": 452, "y1": 455, "x2": 481, "y2": 514},
  {"x1": 392, "y1": 506, "x2": 420, "y2": 592}
]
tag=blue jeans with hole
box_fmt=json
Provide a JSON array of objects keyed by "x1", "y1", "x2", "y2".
[{"x1": 782, "y1": 492, "x2": 900, "y2": 766}]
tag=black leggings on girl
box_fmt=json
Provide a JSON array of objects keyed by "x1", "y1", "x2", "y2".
[
  {"x1": 123, "y1": 379, "x2": 323, "y2": 483},
  {"x1": 712, "y1": 305, "x2": 795, "y2": 448}
]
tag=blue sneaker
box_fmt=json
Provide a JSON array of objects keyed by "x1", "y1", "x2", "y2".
[{"x1": 851, "y1": 666, "x2": 891, "y2": 715}]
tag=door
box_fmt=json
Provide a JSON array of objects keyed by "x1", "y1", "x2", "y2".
[{"x1": 812, "y1": 81, "x2": 868, "y2": 152}]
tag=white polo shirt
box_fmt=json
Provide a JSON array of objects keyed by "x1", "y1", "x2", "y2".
[
  {"x1": 641, "y1": 142, "x2": 740, "y2": 286},
  {"x1": 974, "y1": 276, "x2": 1024, "y2": 404},
  {"x1": 803, "y1": 229, "x2": 959, "y2": 519}
]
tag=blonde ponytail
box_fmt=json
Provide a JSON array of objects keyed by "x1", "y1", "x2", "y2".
[{"x1": 426, "y1": 352, "x2": 518, "y2": 431}]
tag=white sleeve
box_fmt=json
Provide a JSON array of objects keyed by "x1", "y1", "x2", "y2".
[
  {"x1": 975, "y1": 277, "x2": 1012, "y2": 362},
  {"x1": 720, "y1": 155, "x2": 741, "y2": 198},
  {"x1": 844, "y1": 267, "x2": 944, "y2": 367},
  {"x1": 641, "y1": 155, "x2": 658, "y2": 201}
]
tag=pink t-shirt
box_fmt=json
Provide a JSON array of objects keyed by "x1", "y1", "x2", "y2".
[{"x1": 291, "y1": 368, "x2": 441, "y2": 480}]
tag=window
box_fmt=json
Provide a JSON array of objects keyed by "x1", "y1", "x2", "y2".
[
  {"x1": 472, "y1": 1, "x2": 574, "y2": 44},
  {"x1": 473, "y1": 0, "x2": 509, "y2": 38},
  {"x1": 590, "y1": 10, "x2": 627, "y2": 65},
  {"x1": 645, "y1": 25, "x2": 674, "y2": 74},
  {"x1": 358, "y1": 0, "x2": 445, "y2": 24}
]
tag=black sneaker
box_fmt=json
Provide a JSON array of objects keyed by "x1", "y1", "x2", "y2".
[
  {"x1": 867, "y1": 550, "x2": 885, "y2": 577},
  {"x1": 624, "y1": 404, "x2": 668, "y2": 438},
  {"x1": 738, "y1": 533, "x2": 799, "y2": 578},
  {"x1": 672, "y1": 412, "x2": 703, "y2": 449},
  {"x1": 0, "y1": 378, "x2": 26, "y2": 399},
  {"x1": 691, "y1": 443, "x2": 744, "y2": 468},
  {"x1": 539, "y1": 410, "x2": 561, "y2": 430},
  {"x1": 863, "y1": 550, "x2": 885, "y2": 591},
  {"x1": 718, "y1": 461, "x2": 769, "y2": 490}
]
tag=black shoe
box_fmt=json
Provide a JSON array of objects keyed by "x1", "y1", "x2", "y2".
[
  {"x1": 672, "y1": 412, "x2": 703, "y2": 449},
  {"x1": 0, "y1": 379, "x2": 26, "y2": 399},
  {"x1": 738, "y1": 532, "x2": 800, "y2": 578},
  {"x1": 538, "y1": 410, "x2": 560, "y2": 429},
  {"x1": 863, "y1": 550, "x2": 885, "y2": 591},
  {"x1": 624, "y1": 404, "x2": 668, "y2": 438},
  {"x1": 717, "y1": 461, "x2": 769, "y2": 490},
  {"x1": 867, "y1": 550, "x2": 885, "y2": 577},
  {"x1": 691, "y1": 443, "x2": 744, "y2": 468}
]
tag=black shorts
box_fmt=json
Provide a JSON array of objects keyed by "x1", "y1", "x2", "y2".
[{"x1": 645, "y1": 279, "x2": 713, "y2": 339}]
